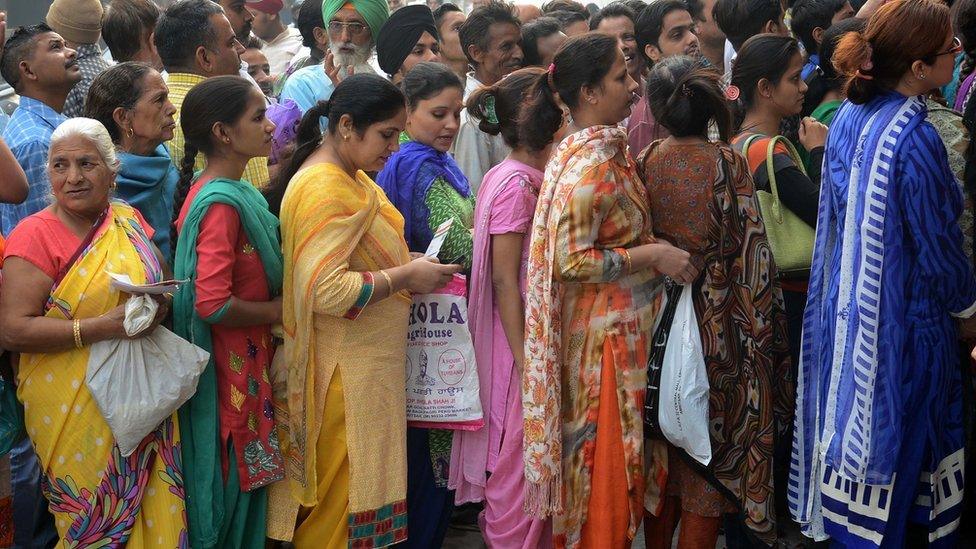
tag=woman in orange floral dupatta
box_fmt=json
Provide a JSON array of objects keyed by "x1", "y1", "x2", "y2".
[{"x1": 519, "y1": 34, "x2": 698, "y2": 548}]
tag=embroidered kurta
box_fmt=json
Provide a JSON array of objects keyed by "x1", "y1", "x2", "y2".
[
  {"x1": 523, "y1": 126, "x2": 657, "y2": 548},
  {"x1": 278, "y1": 163, "x2": 411, "y2": 547}
]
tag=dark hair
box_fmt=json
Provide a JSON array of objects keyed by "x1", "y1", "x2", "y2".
[
  {"x1": 953, "y1": 0, "x2": 976, "y2": 77},
  {"x1": 646, "y1": 56, "x2": 731, "y2": 141},
  {"x1": 819, "y1": 17, "x2": 865, "y2": 83},
  {"x1": 296, "y1": 0, "x2": 325, "y2": 53},
  {"x1": 0, "y1": 24, "x2": 54, "y2": 91},
  {"x1": 433, "y1": 2, "x2": 463, "y2": 28},
  {"x1": 684, "y1": 0, "x2": 707, "y2": 21},
  {"x1": 521, "y1": 17, "x2": 562, "y2": 66},
  {"x1": 102, "y1": 0, "x2": 160, "y2": 63},
  {"x1": 542, "y1": 0, "x2": 590, "y2": 18},
  {"x1": 713, "y1": 0, "x2": 782, "y2": 50},
  {"x1": 171, "y1": 76, "x2": 259, "y2": 247},
  {"x1": 730, "y1": 34, "x2": 801, "y2": 108},
  {"x1": 401, "y1": 62, "x2": 463, "y2": 109},
  {"x1": 84, "y1": 62, "x2": 156, "y2": 143},
  {"x1": 459, "y1": 1, "x2": 521, "y2": 66},
  {"x1": 264, "y1": 74, "x2": 405, "y2": 216},
  {"x1": 622, "y1": 0, "x2": 648, "y2": 17},
  {"x1": 636, "y1": 0, "x2": 688, "y2": 64},
  {"x1": 549, "y1": 9, "x2": 589, "y2": 31},
  {"x1": 468, "y1": 67, "x2": 545, "y2": 149},
  {"x1": 835, "y1": 0, "x2": 950, "y2": 104},
  {"x1": 521, "y1": 32, "x2": 618, "y2": 150},
  {"x1": 589, "y1": 2, "x2": 636, "y2": 31},
  {"x1": 791, "y1": 0, "x2": 850, "y2": 54},
  {"x1": 154, "y1": 0, "x2": 224, "y2": 71}
]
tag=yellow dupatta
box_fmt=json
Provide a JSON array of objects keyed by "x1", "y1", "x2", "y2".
[
  {"x1": 278, "y1": 163, "x2": 411, "y2": 507},
  {"x1": 18, "y1": 202, "x2": 186, "y2": 546}
]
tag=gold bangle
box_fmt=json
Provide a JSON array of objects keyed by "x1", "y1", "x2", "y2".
[
  {"x1": 379, "y1": 269, "x2": 395, "y2": 293},
  {"x1": 73, "y1": 319, "x2": 83, "y2": 349},
  {"x1": 620, "y1": 248, "x2": 633, "y2": 275}
]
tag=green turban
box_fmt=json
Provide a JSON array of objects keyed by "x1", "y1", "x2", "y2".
[{"x1": 322, "y1": 0, "x2": 390, "y2": 42}]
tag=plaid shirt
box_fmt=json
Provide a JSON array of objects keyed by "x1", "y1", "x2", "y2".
[
  {"x1": 165, "y1": 72, "x2": 270, "y2": 188},
  {"x1": 1, "y1": 97, "x2": 67, "y2": 235},
  {"x1": 62, "y1": 43, "x2": 112, "y2": 118}
]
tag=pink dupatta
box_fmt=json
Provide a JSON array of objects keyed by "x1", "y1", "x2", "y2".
[{"x1": 449, "y1": 159, "x2": 542, "y2": 504}]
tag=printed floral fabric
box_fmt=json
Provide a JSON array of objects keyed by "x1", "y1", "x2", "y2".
[
  {"x1": 523, "y1": 125, "x2": 658, "y2": 547},
  {"x1": 927, "y1": 99, "x2": 974, "y2": 265}
]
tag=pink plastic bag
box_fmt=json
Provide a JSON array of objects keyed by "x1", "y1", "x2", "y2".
[{"x1": 405, "y1": 274, "x2": 484, "y2": 430}]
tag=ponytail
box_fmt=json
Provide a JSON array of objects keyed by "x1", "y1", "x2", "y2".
[
  {"x1": 170, "y1": 143, "x2": 198, "y2": 254},
  {"x1": 519, "y1": 71, "x2": 564, "y2": 152},
  {"x1": 467, "y1": 67, "x2": 546, "y2": 150},
  {"x1": 646, "y1": 57, "x2": 732, "y2": 143},
  {"x1": 264, "y1": 99, "x2": 330, "y2": 217}
]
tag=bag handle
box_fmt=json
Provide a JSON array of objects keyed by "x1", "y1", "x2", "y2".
[{"x1": 742, "y1": 134, "x2": 806, "y2": 225}]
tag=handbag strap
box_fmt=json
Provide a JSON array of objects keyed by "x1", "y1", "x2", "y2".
[{"x1": 742, "y1": 134, "x2": 806, "y2": 224}]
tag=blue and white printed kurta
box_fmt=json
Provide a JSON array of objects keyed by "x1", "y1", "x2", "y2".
[{"x1": 790, "y1": 91, "x2": 976, "y2": 548}]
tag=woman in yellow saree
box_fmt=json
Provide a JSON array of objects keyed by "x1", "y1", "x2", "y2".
[
  {"x1": 0, "y1": 119, "x2": 186, "y2": 547},
  {"x1": 265, "y1": 74, "x2": 459, "y2": 548}
]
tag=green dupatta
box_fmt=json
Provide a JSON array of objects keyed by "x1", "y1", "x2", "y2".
[{"x1": 173, "y1": 178, "x2": 284, "y2": 548}]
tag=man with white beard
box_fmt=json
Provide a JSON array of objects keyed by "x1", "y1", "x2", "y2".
[{"x1": 279, "y1": 0, "x2": 389, "y2": 113}]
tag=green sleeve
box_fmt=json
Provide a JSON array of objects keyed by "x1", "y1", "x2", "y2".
[{"x1": 425, "y1": 178, "x2": 475, "y2": 271}]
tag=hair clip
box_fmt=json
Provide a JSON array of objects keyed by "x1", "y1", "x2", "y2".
[
  {"x1": 724, "y1": 85, "x2": 740, "y2": 101},
  {"x1": 484, "y1": 95, "x2": 500, "y2": 125},
  {"x1": 860, "y1": 43, "x2": 874, "y2": 72},
  {"x1": 681, "y1": 83, "x2": 693, "y2": 97},
  {"x1": 548, "y1": 63, "x2": 556, "y2": 75}
]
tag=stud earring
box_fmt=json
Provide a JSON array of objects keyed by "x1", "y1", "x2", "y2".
[
  {"x1": 127, "y1": 127, "x2": 134, "y2": 138},
  {"x1": 224, "y1": 137, "x2": 231, "y2": 144},
  {"x1": 919, "y1": 72, "x2": 926, "y2": 80}
]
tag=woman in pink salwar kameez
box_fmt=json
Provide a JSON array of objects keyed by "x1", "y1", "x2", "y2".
[{"x1": 449, "y1": 67, "x2": 557, "y2": 548}]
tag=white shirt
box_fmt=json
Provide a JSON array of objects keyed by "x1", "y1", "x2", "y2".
[
  {"x1": 453, "y1": 72, "x2": 511, "y2": 193},
  {"x1": 262, "y1": 25, "x2": 309, "y2": 77}
]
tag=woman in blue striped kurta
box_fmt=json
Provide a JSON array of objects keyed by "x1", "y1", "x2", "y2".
[{"x1": 789, "y1": 1, "x2": 976, "y2": 547}]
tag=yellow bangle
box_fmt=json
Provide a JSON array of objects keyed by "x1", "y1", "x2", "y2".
[
  {"x1": 379, "y1": 269, "x2": 395, "y2": 293},
  {"x1": 73, "y1": 319, "x2": 83, "y2": 349},
  {"x1": 620, "y1": 248, "x2": 633, "y2": 275}
]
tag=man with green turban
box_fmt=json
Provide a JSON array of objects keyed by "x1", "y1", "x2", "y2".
[{"x1": 322, "y1": 0, "x2": 389, "y2": 74}]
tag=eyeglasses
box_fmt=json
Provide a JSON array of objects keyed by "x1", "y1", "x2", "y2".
[
  {"x1": 936, "y1": 36, "x2": 963, "y2": 57},
  {"x1": 328, "y1": 21, "x2": 368, "y2": 36}
]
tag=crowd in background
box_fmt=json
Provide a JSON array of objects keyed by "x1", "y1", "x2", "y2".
[{"x1": 0, "y1": 0, "x2": 974, "y2": 547}]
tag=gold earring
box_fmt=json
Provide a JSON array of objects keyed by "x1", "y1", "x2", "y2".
[
  {"x1": 126, "y1": 127, "x2": 134, "y2": 138},
  {"x1": 919, "y1": 72, "x2": 926, "y2": 80},
  {"x1": 224, "y1": 138, "x2": 231, "y2": 144}
]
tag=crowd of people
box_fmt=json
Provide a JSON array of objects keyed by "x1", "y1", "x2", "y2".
[{"x1": 0, "y1": 0, "x2": 974, "y2": 547}]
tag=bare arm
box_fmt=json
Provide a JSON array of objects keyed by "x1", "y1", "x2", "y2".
[
  {"x1": 0, "y1": 139, "x2": 28, "y2": 204},
  {"x1": 491, "y1": 233, "x2": 527, "y2": 370},
  {"x1": 0, "y1": 258, "x2": 131, "y2": 352}
]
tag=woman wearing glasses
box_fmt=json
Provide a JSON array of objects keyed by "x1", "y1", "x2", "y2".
[{"x1": 790, "y1": 1, "x2": 976, "y2": 547}]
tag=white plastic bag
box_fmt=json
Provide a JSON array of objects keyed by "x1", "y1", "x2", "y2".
[
  {"x1": 405, "y1": 274, "x2": 483, "y2": 430},
  {"x1": 659, "y1": 284, "x2": 712, "y2": 466},
  {"x1": 86, "y1": 295, "x2": 209, "y2": 456}
]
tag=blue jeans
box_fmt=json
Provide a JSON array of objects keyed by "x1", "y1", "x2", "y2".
[{"x1": 11, "y1": 437, "x2": 56, "y2": 548}]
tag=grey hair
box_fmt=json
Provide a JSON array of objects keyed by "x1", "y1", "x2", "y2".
[{"x1": 50, "y1": 118, "x2": 121, "y2": 173}]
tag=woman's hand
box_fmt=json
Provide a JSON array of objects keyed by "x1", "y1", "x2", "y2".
[
  {"x1": 403, "y1": 256, "x2": 462, "y2": 294},
  {"x1": 799, "y1": 117, "x2": 829, "y2": 151},
  {"x1": 649, "y1": 241, "x2": 698, "y2": 284}
]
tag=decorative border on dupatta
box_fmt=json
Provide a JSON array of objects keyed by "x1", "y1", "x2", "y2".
[
  {"x1": 344, "y1": 272, "x2": 375, "y2": 320},
  {"x1": 348, "y1": 500, "x2": 407, "y2": 548}
]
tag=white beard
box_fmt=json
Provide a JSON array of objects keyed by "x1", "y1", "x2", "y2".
[{"x1": 330, "y1": 41, "x2": 373, "y2": 70}]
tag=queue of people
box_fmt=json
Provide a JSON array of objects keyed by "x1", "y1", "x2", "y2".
[{"x1": 0, "y1": 0, "x2": 975, "y2": 547}]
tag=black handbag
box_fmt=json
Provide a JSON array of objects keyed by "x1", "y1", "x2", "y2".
[{"x1": 643, "y1": 280, "x2": 683, "y2": 439}]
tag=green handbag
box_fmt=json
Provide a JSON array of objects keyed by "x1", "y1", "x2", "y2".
[{"x1": 741, "y1": 134, "x2": 815, "y2": 279}]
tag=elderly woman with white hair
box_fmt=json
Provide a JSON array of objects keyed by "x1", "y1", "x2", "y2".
[{"x1": 0, "y1": 118, "x2": 187, "y2": 546}]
